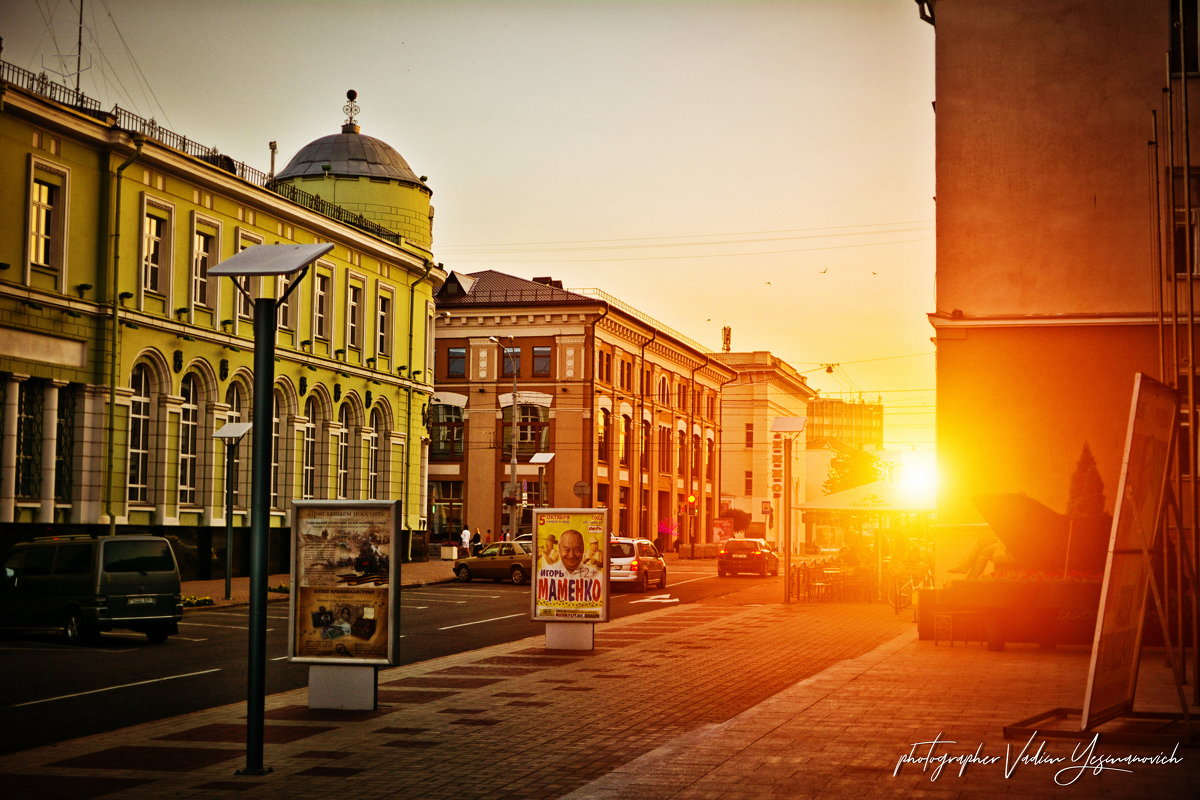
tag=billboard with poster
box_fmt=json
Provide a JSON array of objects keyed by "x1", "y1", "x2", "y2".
[
  {"x1": 530, "y1": 508, "x2": 609, "y2": 622},
  {"x1": 289, "y1": 500, "x2": 399, "y2": 665}
]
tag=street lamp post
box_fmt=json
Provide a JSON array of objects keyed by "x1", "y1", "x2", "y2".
[
  {"x1": 771, "y1": 417, "x2": 807, "y2": 604},
  {"x1": 530, "y1": 452, "x2": 554, "y2": 510},
  {"x1": 489, "y1": 336, "x2": 519, "y2": 538},
  {"x1": 213, "y1": 421, "x2": 252, "y2": 601},
  {"x1": 210, "y1": 243, "x2": 332, "y2": 776}
]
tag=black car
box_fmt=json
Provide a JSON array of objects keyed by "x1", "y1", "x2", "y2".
[{"x1": 717, "y1": 538, "x2": 780, "y2": 577}]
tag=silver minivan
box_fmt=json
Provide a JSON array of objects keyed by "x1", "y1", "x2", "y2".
[
  {"x1": 608, "y1": 537, "x2": 667, "y2": 592},
  {"x1": 0, "y1": 534, "x2": 183, "y2": 644}
]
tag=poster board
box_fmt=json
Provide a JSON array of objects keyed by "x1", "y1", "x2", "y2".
[
  {"x1": 288, "y1": 500, "x2": 399, "y2": 666},
  {"x1": 1081, "y1": 374, "x2": 1177, "y2": 729},
  {"x1": 530, "y1": 508, "x2": 609, "y2": 623}
]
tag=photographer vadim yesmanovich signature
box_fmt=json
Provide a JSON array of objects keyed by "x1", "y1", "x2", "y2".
[{"x1": 893, "y1": 732, "x2": 1184, "y2": 786}]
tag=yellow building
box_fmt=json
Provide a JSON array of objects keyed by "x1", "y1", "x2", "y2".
[
  {"x1": 431, "y1": 272, "x2": 734, "y2": 550},
  {"x1": 0, "y1": 65, "x2": 443, "y2": 576}
]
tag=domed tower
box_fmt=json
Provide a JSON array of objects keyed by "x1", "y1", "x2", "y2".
[{"x1": 274, "y1": 90, "x2": 433, "y2": 250}]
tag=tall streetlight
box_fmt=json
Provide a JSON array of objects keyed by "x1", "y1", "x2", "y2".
[
  {"x1": 489, "y1": 335, "x2": 519, "y2": 539},
  {"x1": 209, "y1": 242, "x2": 332, "y2": 775},
  {"x1": 771, "y1": 416, "x2": 807, "y2": 604},
  {"x1": 213, "y1": 421, "x2": 252, "y2": 601}
]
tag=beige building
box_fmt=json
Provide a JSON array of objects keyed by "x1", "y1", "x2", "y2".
[
  {"x1": 927, "y1": 1, "x2": 1168, "y2": 523},
  {"x1": 429, "y1": 272, "x2": 734, "y2": 549},
  {"x1": 713, "y1": 351, "x2": 815, "y2": 549}
]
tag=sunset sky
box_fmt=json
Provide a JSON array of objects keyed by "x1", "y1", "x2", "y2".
[{"x1": 3, "y1": 0, "x2": 936, "y2": 448}]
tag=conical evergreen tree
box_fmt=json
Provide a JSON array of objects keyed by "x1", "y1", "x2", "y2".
[{"x1": 1067, "y1": 443, "x2": 1106, "y2": 517}]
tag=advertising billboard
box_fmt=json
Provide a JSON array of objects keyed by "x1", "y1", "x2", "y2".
[
  {"x1": 530, "y1": 508, "x2": 609, "y2": 623},
  {"x1": 289, "y1": 500, "x2": 399, "y2": 665}
]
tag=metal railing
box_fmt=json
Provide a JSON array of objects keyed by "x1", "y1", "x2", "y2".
[{"x1": 3, "y1": 59, "x2": 405, "y2": 246}]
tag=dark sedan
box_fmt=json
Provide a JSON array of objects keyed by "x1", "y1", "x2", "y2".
[
  {"x1": 717, "y1": 538, "x2": 780, "y2": 577},
  {"x1": 453, "y1": 541, "x2": 533, "y2": 584}
]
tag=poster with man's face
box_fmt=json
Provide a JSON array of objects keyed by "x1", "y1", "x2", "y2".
[{"x1": 530, "y1": 508, "x2": 609, "y2": 622}]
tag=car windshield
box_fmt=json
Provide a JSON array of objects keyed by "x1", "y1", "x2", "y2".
[
  {"x1": 609, "y1": 542, "x2": 636, "y2": 559},
  {"x1": 103, "y1": 540, "x2": 175, "y2": 573},
  {"x1": 478, "y1": 544, "x2": 502, "y2": 558},
  {"x1": 724, "y1": 541, "x2": 763, "y2": 554}
]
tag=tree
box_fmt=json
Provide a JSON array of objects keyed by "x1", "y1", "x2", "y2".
[
  {"x1": 1067, "y1": 443, "x2": 1106, "y2": 517},
  {"x1": 719, "y1": 508, "x2": 751, "y2": 533},
  {"x1": 823, "y1": 448, "x2": 882, "y2": 495}
]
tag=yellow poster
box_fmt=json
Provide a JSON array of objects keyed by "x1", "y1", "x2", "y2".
[{"x1": 530, "y1": 508, "x2": 609, "y2": 622}]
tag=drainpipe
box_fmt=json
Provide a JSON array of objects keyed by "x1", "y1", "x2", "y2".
[
  {"x1": 686, "y1": 355, "x2": 710, "y2": 546},
  {"x1": 104, "y1": 135, "x2": 144, "y2": 535},
  {"x1": 402, "y1": 260, "x2": 435, "y2": 559}
]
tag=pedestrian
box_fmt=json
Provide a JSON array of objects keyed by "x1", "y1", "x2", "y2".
[
  {"x1": 460, "y1": 525, "x2": 471, "y2": 557},
  {"x1": 471, "y1": 529, "x2": 483, "y2": 556}
]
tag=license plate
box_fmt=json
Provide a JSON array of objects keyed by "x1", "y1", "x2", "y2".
[
  {"x1": 127, "y1": 596, "x2": 155, "y2": 605},
  {"x1": 733, "y1": 554, "x2": 747, "y2": 559}
]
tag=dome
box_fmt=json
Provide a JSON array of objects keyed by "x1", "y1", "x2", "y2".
[{"x1": 275, "y1": 129, "x2": 421, "y2": 183}]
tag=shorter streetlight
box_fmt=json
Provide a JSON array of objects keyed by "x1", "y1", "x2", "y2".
[
  {"x1": 530, "y1": 452, "x2": 554, "y2": 513},
  {"x1": 771, "y1": 417, "x2": 807, "y2": 604},
  {"x1": 213, "y1": 421, "x2": 252, "y2": 601}
]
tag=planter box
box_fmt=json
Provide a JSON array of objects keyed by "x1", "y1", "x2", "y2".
[{"x1": 440, "y1": 546, "x2": 460, "y2": 561}]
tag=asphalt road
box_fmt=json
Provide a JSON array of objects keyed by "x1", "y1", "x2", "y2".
[{"x1": 0, "y1": 559, "x2": 769, "y2": 754}]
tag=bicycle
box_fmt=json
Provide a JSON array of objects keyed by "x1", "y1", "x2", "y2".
[{"x1": 886, "y1": 566, "x2": 933, "y2": 615}]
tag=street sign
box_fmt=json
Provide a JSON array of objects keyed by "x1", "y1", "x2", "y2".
[{"x1": 573, "y1": 481, "x2": 590, "y2": 499}]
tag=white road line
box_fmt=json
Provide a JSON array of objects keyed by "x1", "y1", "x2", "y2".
[
  {"x1": 398, "y1": 604, "x2": 430, "y2": 610},
  {"x1": 271, "y1": 655, "x2": 289, "y2": 661},
  {"x1": 8, "y1": 668, "x2": 222, "y2": 709},
  {"x1": 438, "y1": 613, "x2": 524, "y2": 630},
  {"x1": 179, "y1": 622, "x2": 275, "y2": 631}
]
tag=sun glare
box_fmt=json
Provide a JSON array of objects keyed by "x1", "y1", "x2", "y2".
[{"x1": 896, "y1": 451, "x2": 938, "y2": 504}]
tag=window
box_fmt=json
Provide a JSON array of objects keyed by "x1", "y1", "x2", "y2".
[
  {"x1": 532, "y1": 346, "x2": 551, "y2": 377},
  {"x1": 658, "y1": 377, "x2": 670, "y2": 405},
  {"x1": 337, "y1": 404, "x2": 351, "y2": 499},
  {"x1": 677, "y1": 431, "x2": 687, "y2": 473},
  {"x1": 368, "y1": 407, "x2": 385, "y2": 499},
  {"x1": 745, "y1": 423, "x2": 754, "y2": 449},
  {"x1": 15, "y1": 381, "x2": 43, "y2": 500},
  {"x1": 302, "y1": 396, "x2": 319, "y2": 499},
  {"x1": 192, "y1": 229, "x2": 214, "y2": 307},
  {"x1": 236, "y1": 234, "x2": 261, "y2": 318},
  {"x1": 504, "y1": 404, "x2": 549, "y2": 460},
  {"x1": 446, "y1": 347, "x2": 466, "y2": 379},
  {"x1": 225, "y1": 382, "x2": 244, "y2": 506},
  {"x1": 347, "y1": 283, "x2": 364, "y2": 349},
  {"x1": 377, "y1": 294, "x2": 393, "y2": 356},
  {"x1": 641, "y1": 419, "x2": 651, "y2": 470},
  {"x1": 658, "y1": 425, "x2": 672, "y2": 472},
  {"x1": 179, "y1": 374, "x2": 200, "y2": 505},
  {"x1": 501, "y1": 346, "x2": 520, "y2": 378},
  {"x1": 598, "y1": 351, "x2": 613, "y2": 383},
  {"x1": 128, "y1": 365, "x2": 152, "y2": 504},
  {"x1": 430, "y1": 404, "x2": 465, "y2": 459},
  {"x1": 1173, "y1": 171, "x2": 1200, "y2": 276},
  {"x1": 55, "y1": 384, "x2": 76, "y2": 503},
  {"x1": 620, "y1": 415, "x2": 632, "y2": 467},
  {"x1": 707, "y1": 438, "x2": 715, "y2": 480},
  {"x1": 29, "y1": 178, "x2": 62, "y2": 273},
  {"x1": 431, "y1": 481, "x2": 464, "y2": 542},
  {"x1": 142, "y1": 213, "x2": 166, "y2": 294},
  {"x1": 677, "y1": 384, "x2": 688, "y2": 411},
  {"x1": 692, "y1": 433, "x2": 701, "y2": 475},
  {"x1": 745, "y1": 470, "x2": 754, "y2": 495},
  {"x1": 271, "y1": 389, "x2": 285, "y2": 508},
  {"x1": 314, "y1": 272, "x2": 332, "y2": 339},
  {"x1": 598, "y1": 408, "x2": 611, "y2": 463},
  {"x1": 277, "y1": 275, "x2": 295, "y2": 329}
]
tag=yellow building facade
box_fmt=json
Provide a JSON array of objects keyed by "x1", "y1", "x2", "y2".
[{"x1": 0, "y1": 65, "x2": 443, "y2": 576}]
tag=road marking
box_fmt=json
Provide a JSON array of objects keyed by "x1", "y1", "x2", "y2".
[
  {"x1": 271, "y1": 655, "x2": 289, "y2": 661},
  {"x1": 399, "y1": 604, "x2": 430, "y2": 610},
  {"x1": 438, "y1": 613, "x2": 524, "y2": 630},
  {"x1": 179, "y1": 622, "x2": 275, "y2": 631},
  {"x1": 630, "y1": 594, "x2": 680, "y2": 604},
  {"x1": 7, "y1": 668, "x2": 222, "y2": 709}
]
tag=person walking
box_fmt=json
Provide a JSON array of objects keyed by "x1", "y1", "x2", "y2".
[{"x1": 460, "y1": 525, "x2": 471, "y2": 557}]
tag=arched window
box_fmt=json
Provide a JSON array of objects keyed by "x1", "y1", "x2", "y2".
[
  {"x1": 677, "y1": 430, "x2": 687, "y2": 473},
  {"x1": 271, "y1": 389, "x2": 285, "y2": 508},
  {"x1": 367, "y1": 410, "x2": 381, "y2": 496},
  {"x1": 225, "y1": 382, "x2": 244, "y2": 507},
  {"x1": 128, "y1": 364, "x2": 152, "y2": 504},
  {"x1": 179, "y1": 374, "x2": 200, "y2": 505},
  {"x1": 640, "y1": 419, "x2": 651, "y2": 471},
  {"x1": 302, "y1": 396, "x2": 319, "y2": 499},
  {"x1": 692, "y1": 433, "x2": 701, "y2": 475},
  {"x1": 598, "y1": 408, "x2": 610, "y2": 463},
  {"x1": 337, "y1": 404, "x2": 351, "y2": 499},
  {"x1": 658, "y1": 377, "x2": 670, "y2": 405},
  {"x1": 706, "y1": 437, "x2": 716, "y2": 480},
  {"x1": 620, "y1": 415, "x2": 632, "y2": 466}
]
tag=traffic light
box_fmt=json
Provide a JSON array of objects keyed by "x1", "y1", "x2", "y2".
[{"x1": 684, "y1": 494, "x2": 698, "y2": 515}]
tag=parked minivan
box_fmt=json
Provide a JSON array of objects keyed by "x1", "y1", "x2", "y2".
[{"x1": 0, "y1": 534, "x2": 183, "y2": 644}]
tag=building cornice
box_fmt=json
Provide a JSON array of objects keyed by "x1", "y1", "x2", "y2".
[{"x1": 928, "y1": 311, "x2": 1160, "y2": 329}]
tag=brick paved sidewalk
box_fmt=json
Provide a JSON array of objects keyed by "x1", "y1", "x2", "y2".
[{"x1": 3, "y1": 580, "x2": 1197, "y2": 800}]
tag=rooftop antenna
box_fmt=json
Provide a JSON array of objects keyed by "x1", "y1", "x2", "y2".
[{"x1": 43, "y1": 0, "x2": 91, "y2": 92}]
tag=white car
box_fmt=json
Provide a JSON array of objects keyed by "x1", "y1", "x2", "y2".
[{"x1": 608, "y1": 538, "x2": 667, "y2": 592}]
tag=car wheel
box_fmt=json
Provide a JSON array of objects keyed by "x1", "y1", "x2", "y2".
[
  {"x1": 146, "y1": 625, "x2": 171, "y2": 644},
  {"x1": 455, "y1": 565, "x2": 472, "y2": 582},
  {"x1": 718, "y1": 566, "x2": 726, "y2": 577},
  {"x1": 65, "y1": 610, "x2": 96, "y2": 645},
  {"x1": 639, "y1": 572, "x2": 649, "y2": 593},
  {"x1": 759, "y1": 563, "x2": 767, "y2": 577},
  {"x1": 659, "y1": 569, "x2": 668, "y2": 589},
  {"x1": 510, "y1": 565, "x2": 526, "y2": 585}
]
